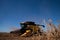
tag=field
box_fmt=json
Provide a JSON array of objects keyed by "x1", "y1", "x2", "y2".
[
  {"x1": 0, "y1": 32, "x2": 60, "y2": 40},
  {"x1": 0, "y1": 23, "x2": 60, "y2": 40}
]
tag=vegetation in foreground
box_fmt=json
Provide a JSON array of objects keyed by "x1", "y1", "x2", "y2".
[{"x1": 0, "y1": 20, "x2": 60, "y2": 40}]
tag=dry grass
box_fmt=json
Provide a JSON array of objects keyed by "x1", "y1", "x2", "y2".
[{"x1": 45, "y1": 23, "x2": 60, "y2": 40}]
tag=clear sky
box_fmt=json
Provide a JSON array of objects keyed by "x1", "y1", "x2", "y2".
[{"x1": 0, "y1": 0, "x2": 60, "y2": 32}]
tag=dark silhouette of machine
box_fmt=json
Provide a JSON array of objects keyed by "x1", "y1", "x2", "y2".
[{"x1": 10, "y1": 21, "x2": 45, "y2": 37}]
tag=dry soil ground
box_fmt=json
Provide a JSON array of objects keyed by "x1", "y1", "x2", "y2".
[{"x1": 0, "y1": 32, "x2": 60, "y2": 40}]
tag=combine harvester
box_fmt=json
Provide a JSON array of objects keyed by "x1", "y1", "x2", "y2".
[{"x1": 10, "y1": 21, "x2": 45, "y2": 37}]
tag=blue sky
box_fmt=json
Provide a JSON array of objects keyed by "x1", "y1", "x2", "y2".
[{"x1": 0, "y1": 0, "x2": 60, "y2": 32}]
